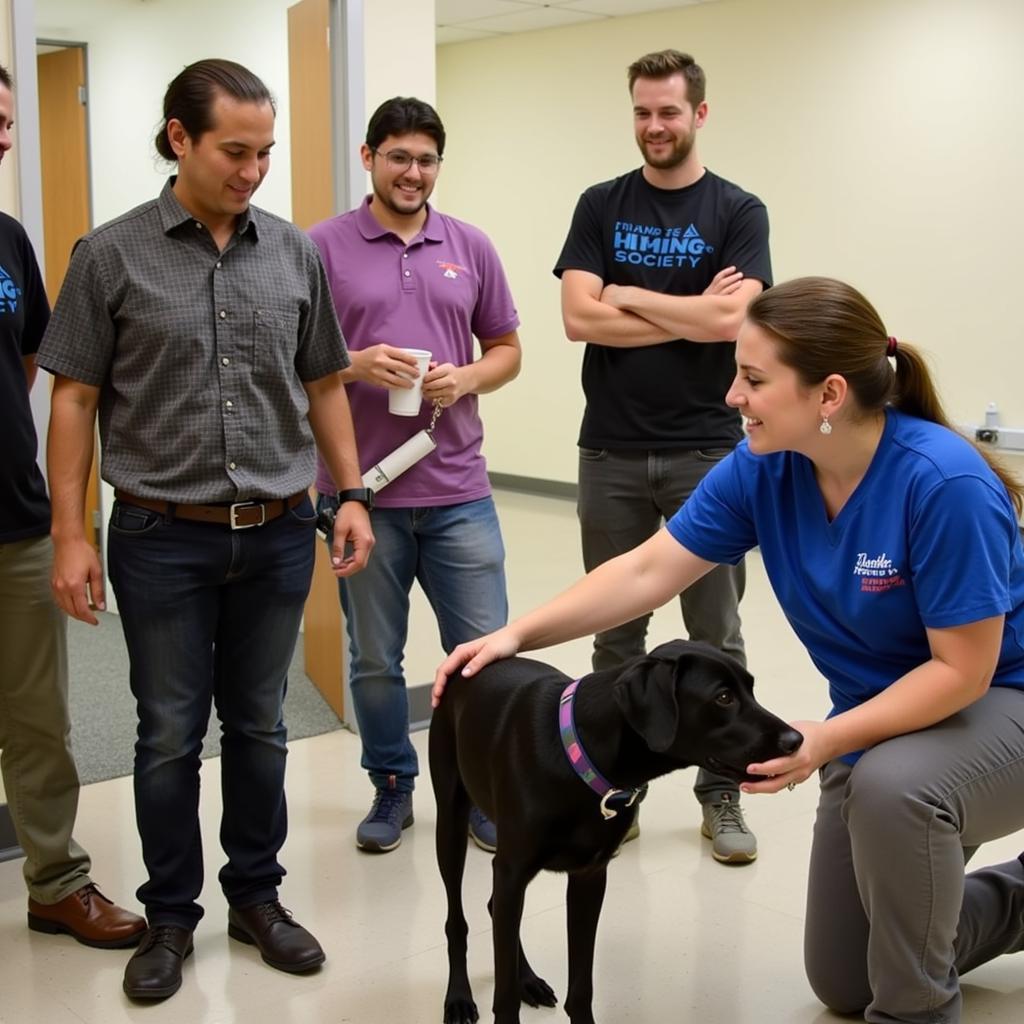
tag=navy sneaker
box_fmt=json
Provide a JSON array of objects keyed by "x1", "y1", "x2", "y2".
[
  {"x1": 468, "y1": 806, "x2": 497, "y2": 852},
  {"x1": 356, "y1": 786, "x2": 413, "y2": 853}
]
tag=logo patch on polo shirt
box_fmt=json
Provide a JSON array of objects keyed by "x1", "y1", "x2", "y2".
[
  {"x1": 0, "y1": 264, "x2": 22, "y2": 314},
  {"x1": 853, "y1": 552, "x2": 906, "y2": 593},
  {"x1": 436, "y1": 260, "x2": 466, "y2": 279}
]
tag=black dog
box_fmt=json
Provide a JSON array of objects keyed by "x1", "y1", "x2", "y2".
[{"x1": 429, "y1": 638, "x2": 802, "y2": 1024}]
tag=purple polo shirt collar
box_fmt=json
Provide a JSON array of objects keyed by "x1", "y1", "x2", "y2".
[{"x1": 354, "y1": 194, "x2": 445, "y2": 245}]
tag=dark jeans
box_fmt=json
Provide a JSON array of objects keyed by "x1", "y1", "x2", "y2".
[
  {"x1": 577, "y1": 446, "x2": 746, "y2": 804},
  {"x1": 107, "y1": 496, "x2": 317, "y2": 929}
]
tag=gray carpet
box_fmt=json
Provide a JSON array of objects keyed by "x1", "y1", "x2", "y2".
[{"x1": 67, "y1": 612, "x2": 344, "y2": 785}]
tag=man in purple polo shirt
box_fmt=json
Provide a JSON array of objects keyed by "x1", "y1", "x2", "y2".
[{"x1": 310, "y1": 97, "x2": 521, "y2": 854}]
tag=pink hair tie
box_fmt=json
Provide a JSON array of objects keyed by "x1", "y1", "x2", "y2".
[{"x1": 886, "y1": 336, "x2": 898, "y2": 357}]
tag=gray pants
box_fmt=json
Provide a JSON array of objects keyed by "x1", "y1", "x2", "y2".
[
  {"x1": 577, "y1": 446, "x2": 745, "y2": 803},
  {"x1": 0, "y1": 534, "x2": 91, "y2": 903},
  {"x1": 805, "y1": 686, "x2": 1024, "y2": 1023}
]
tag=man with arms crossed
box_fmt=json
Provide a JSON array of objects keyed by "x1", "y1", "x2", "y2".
[
  {"x1": 0, "y1": 61, "x2": 144, "y2": 952},
  {"x1": 38, "y1": 59, "x2": 371, "y2": 1000},
  {"x1": 310, "y1": 97, "x2": 521, "y2": 854},
  {"x1": 554, "y1": 49, "x2": 772, "y2": 863}
]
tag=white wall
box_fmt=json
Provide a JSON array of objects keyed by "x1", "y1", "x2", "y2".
[
  {"x1": 364, "y1": 0, "x2": 435, "y2": 113},
  {"x1": 37, "y1": 0, "x2": 299, "y2": 224},
  {"x1": 35, "y1": 0, "x2": 437, "y2": 227},
  {"x1": 437, "y1": 0, "x2": 1024, "y2": 484},
  {"x1": 0, "y1": 1, "x2": 16, "y2": 214}
]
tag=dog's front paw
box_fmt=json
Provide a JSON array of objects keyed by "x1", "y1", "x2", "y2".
[
  {"x1": 520, "y1": 970, "x2": 558, "y2": 1008},
  {"x1": 443, "y1": 993, "x2": 480, "y2": 1024}
]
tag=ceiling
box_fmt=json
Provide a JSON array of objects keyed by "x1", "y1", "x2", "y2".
[
  {"x1": 436, "y1": 0, "x2": 717, "y2": 45},
  {"x1": 35, "y1": 1, "x2": 720, "y2": 46}
]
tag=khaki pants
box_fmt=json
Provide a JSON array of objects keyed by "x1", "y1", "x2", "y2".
[{"x1": 0, "y1": 534, "x2": 91, "y2": 903}]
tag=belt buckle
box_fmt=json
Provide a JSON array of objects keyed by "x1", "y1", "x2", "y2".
[{"x1": 229, "y1": 501, "x2": 265, "y2": 530}]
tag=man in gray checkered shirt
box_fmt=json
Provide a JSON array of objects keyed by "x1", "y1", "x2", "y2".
[{"x1": 37, "y1": 59, "x2": 373, "y2": 1003}]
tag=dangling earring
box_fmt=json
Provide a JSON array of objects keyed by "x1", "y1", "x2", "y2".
[{"x1": 819, "y1": 416, "x2": 833, "y2": 436}]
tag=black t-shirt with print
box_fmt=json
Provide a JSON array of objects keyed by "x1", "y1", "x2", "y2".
[
  {"x1": 554, "y1": 168, "x2": 772, "y2": 450},
  {"x1": 0, "y1": 212, "x2": 52, "y2": 540}
]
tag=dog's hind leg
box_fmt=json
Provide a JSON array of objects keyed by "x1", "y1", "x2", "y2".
[
  {"x1": 431, "y1": 739, "x2": 477, "y2": 1022},
  {"x1": 490, "y1": 856, "x2": 542, "y2": 1024},
  {"x1": 487, "y1": 895, "x2": 557, "y2": 1011},
  {"x1": 564, "y1": 866, "x2": 608, "y2": 1024}
]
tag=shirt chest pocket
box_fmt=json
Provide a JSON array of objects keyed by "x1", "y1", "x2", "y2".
[{"x1": 252, "y1": 307, "x2": 300, "y2": 380}]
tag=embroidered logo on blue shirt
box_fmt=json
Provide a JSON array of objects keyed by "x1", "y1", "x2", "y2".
[
  {"x1": 853, "y1": 552, "x2": 906, "y2": 593},
  {"x1": 0, "y1": 264, "x2": 21, "y2": 314},
  {"x1": 612, "y1": 222, "x2": 713, "y2": 269}
]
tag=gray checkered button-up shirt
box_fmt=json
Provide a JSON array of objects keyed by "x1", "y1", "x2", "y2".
[{"x1": 38, "y1": 180, "x2": 349, "y2": 503}]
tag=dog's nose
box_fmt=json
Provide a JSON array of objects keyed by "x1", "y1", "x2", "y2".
[{"x1": 779, "y1": 728, "x2": 803, "y2": 755}]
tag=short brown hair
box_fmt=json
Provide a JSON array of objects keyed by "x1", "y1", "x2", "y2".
[{"x1": 627, "y1": 49, "x2": 705, "y2": 106}]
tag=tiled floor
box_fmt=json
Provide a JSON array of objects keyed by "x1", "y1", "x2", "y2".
[{"x1": 1, "y1": 491, "x2": 1020, "y2": 1023}]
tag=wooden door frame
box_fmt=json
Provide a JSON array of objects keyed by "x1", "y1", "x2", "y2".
[
  {"x1": 289, "y1": 0, "x2": 367, "y2": 726},
  {"x1": 37, "y1": 40, "x2": 100, "y2": 556}
]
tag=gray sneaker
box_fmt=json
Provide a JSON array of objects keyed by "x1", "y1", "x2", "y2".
[
  {"x1": 700, "y1": 792, "x2": 757, "y2": 864},
  {"x1": 356, "y1": 787, "x2": 413, "y2": 852}
]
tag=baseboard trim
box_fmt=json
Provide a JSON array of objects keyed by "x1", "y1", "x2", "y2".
[{"x1": 489, "y1": 472, "x2": 576, "y2": 501}]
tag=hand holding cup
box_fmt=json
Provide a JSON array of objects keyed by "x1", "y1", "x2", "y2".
[{"x1": 388, "y1": 348, "x2": 432, "y2": 416}]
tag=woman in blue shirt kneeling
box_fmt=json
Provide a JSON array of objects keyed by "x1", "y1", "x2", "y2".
[{"x1": 435, "y1": 276, "x2": 1024, "y2": 1024}]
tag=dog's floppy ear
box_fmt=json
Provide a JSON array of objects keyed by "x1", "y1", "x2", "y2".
[{"x1": 612, "y1": 655, "x2": 680, "y2": 752}]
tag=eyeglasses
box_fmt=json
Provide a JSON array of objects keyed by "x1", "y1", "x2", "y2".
[{"x1": 372, "y1": 148, "x2": 443, "y2": 172}]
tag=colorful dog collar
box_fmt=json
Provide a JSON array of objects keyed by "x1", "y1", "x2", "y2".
[{"x1": 559, "y1": 678, "x2": 647, "y2": 819}]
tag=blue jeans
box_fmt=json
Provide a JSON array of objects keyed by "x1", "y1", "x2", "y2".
[
  {"x1": 107, "y1": 496, "x2": 317, "y2": 929},
  {"x1": 577, "y1": 446, "x2": 746, "y2": 803},
  {"x1": 318, "y1": 495, "x2": 508, "y2": 793}
]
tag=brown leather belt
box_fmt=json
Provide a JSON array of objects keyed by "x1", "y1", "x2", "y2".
[{"x1": 114, "y1": 489, "x2": 307, "y2": 530}]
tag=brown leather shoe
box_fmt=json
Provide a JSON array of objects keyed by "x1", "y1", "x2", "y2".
[
  {"x1": 27, "y1": 883, "x2": 146, "y2": 949},
  {"x1": 227, "y1": 901, "x2": 325, "y2": 973}
]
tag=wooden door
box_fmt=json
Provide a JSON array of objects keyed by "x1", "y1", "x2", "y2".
[
  {"x1": 37, "y1": 45, "x2": 99, "y2": 555},
  {"x1": 289, "y1": 0, "x2": 333, "y2": 231},
  {"x1": 289, "y1": 0, "x2": 347, "y2": 720}
]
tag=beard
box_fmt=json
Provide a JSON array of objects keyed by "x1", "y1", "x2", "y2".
[
  {"x1": 371, "y1": 177, "x2": 433, "y2": 217},
  {"x1": 636, "y1": 130, "x2": 695, "y2": 171}
]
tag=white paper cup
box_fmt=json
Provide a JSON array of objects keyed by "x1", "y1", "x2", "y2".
[{"x1": 388, "y1": 348, "x2": 431, "y2": 416}]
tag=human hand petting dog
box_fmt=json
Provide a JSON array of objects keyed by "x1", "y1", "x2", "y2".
[
  {"x1": 431, "y1": 627, "x2": 522, "y2": 706},
  {"x1": 741, "y1": 719, "x2": 835, "y2": 794}
]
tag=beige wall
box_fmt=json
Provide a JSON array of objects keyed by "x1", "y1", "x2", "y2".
[
  {"x1": 437, "y1": 0, "x2": 1024, "y2": 484},
  {"x1": 365, "y1": 0, "x2": 435, "y2": 114}
]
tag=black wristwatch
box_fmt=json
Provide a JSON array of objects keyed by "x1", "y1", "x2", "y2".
[{"x1": 336, "y1": 487, "x2": 375, "y2": 511}]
